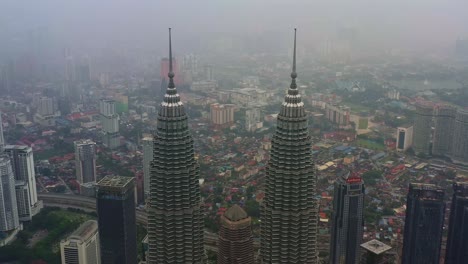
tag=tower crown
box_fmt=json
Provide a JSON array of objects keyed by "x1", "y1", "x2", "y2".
[{"x1": 160, "y1": 28, "x2": 184, "y2": 118}]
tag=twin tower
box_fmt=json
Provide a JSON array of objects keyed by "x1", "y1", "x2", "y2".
[{"x1": 147, "y1": 29, "x2": 318, "y2": 264}]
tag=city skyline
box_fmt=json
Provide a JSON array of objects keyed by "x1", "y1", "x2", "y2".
[{"x1": 0, "y1": 2, "x2": 468, "y2": 262}]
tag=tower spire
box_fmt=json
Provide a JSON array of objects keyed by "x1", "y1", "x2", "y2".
[
  {"x1": 168, "y1": 28, "x2": 175, "y2": 89},
  {"x1": 290, "y1": 28, "x2": 297, "y2": 89}
]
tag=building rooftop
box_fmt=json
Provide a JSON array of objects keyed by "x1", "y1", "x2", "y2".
[
  {"x1": 361, "y1": 239, "x2": 392, "y2": 255},
  {"x1": 68, "y1": 220, "x2": 98, "y2": 242},
  {"x1": 224, "y1": 204, "x2": 248, "y2": 222},
  {"x1": 97, "y1": 176, "x2": 133, "y2": 188},
  {"x1": 4, "y1": 145, "x2": 31, "y2": 151},
  {"x1": 74, "y1": 139, "x2": 96, "y2": 145}
]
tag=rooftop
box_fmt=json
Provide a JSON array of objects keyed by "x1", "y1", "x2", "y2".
[
  {"x1": 97, "y1": 175, "x2": 134, "y2": 188},
  {"x1": 224, "y1": 204, "x2": 248, "y2": 222},
  {"x1": 68, "y1": 220, "x2": 98, "y2": 241},
  {"x1": 361, "y1": 239, "x2": 392, "y2": 255},
  {"x1": 4, "y1": 145, "x2": 31, "y2": 151}
]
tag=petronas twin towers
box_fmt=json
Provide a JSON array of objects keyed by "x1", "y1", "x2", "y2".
[{"x1": 147, "y1": 28, "x2": 318, "y2": 264}]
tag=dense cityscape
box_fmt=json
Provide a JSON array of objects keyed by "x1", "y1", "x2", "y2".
[{"x1": 1, "y1": 1, "x2": 468, "y2": 264}]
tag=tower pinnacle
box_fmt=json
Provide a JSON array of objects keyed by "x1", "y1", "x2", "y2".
[
  {"x1": 168, "y1": 28, "x2": 175, "y2": 89},
  {"x1": 290, "y1": 28, "x2": 297, "y2": 89}
]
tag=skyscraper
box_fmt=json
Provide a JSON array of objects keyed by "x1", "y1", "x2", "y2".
[
  {"x1": 396, "y1": 125, "x2": 413, "y2": 152},
  {"x1": 0, "y1": 112, "x2": 4, "y2": 152},
  {"x1": 413, "y1": 103, "x2": 433, "y2": 155},
  {"x1": 96, "y1": 176, "x2": 137, "y2": 264},
  {"x1": 147, "y1": 28, "x2": 205, "y2": 263},
  {"x1": 451, "y1": 109, "x2": 468, "y2": 164},
  {"x1": 445, "y1": 182, "x2": 468, "y2": 264},
  {"x1": 329, "y1": 172, "x2": 365, "y2": 264},
  {"x1": 402, "y1": 183, "x2": 445, "y2": 264},
  {"x1": 74, "y1": 139, "x2": 97, "y2": 184},
  {"x1": 60, "y1": 220, "x2": 100, "y2": 264},
  {"x1": 141, "y1": 135, "x2": 153, "y2": 198},
  {"x1": 217, "y1": 205, "x2": 254, "y2": 264},
  {"x1": 4, "y1": 145, "x2": 41, "y2": 221},
  {"x1": 100, "y1": 99, "x2": 120, "y2": 149},
  {"x1": 260, "y1": 29, "x2": 318, "y2": 264},
  {"x1": 432, "y1": 105, "x2": 456, "y2": 156},
  {"x1": 0, "y1": 155, "x2": 19, "y2": 231}
]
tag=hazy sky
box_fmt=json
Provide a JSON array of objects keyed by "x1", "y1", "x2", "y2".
[{"x1": 1, "y1": 0, "x2": 468, "y2": 57}]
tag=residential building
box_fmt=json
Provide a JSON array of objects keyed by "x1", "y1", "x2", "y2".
[
  {"x1": 147, "y1": 29, "x2": 205, "y2": 263},
  {"x1": 451, "y1": 109, "x2": 468, "y2": 164},
  {"x1": 329, "y1": 172, "x2": 365, "y2": 264},
  {"x1": 0, "y1": 112, "x2": 4, "y2": 152},
  {"x1": 325, "y1": 103, "x2": 351, "y2": 127},
  {"x1": 260, "y1": 29, "x2": 318, "y2": 264},
  {"x1": 245, "y1": 108, "x2": 262, "y2": 132},
  {"x1": 210, "y1": 103, "x2": 235, "y2": 127},
  {"x1": 0, "y1": 155, "x2": 19, "y2": 231},
  {"x1": 4, "y1": 145, "x2": 41, "y2": 221},
  {"x1": 100, "y1": 99, "x2": 120, "y2": 149},
  {"x1": 60, "y1": 220, "x2": 100, "y2": 264},
  {"x1": 217, "y1": 205, "x2": 254, "y2": 264},
  {"x1": 97, "y1": 176, "x2": 137, "y2": 264},
  {"x1": 396, "y1": 125, "x2": 414, "y2": 152},
  {"x1": 191, "y1": 80, "x2": 217, "y2": 92},
  {"x1": 141, "y1": 135, "x2": 153, "y2": 197},
  {"x1": 413, "y1": 103, "x2": 433, "y2": 155},
  {"x1": 74, "y1": 140, "x2": 97, "y2": 184},
  {"x1": 402, "y1": 183, "x2": 445, "y2": 264},
  {"x1": 432, "y1": 105, "x2": 456, "y2": 156},
  {"x1": 445, "y1": 182, "x2": 468, "y2": 264}
]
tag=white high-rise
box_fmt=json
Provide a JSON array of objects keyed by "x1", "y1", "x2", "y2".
[
  {"x1": 100, "y1": 99, "x2": 120, "y2": 149},
  {"x1": 0, "y1": 155, "x2": 19, "y2": 231},
  {"x1": 0, "y1": 112, "x2": 4, "y2": 152},
  {"x1": 74, "y1": 140, "x2": 97, "y2": 184},
  {"x1": 60, "y1": 220, "x2": 100, "y2": 264},
  {"x1": 4, "y1": 145, "x2": 41, "y2": 221},
  {"x1": 141, "y1": 135, "x2": 153, "y2": 197}
]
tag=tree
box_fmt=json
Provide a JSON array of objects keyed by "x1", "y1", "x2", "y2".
[{"x1": 362, "y1": 170, "x2": 382, "y2": 186}]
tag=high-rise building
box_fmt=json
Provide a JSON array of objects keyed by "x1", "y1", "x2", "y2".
[
  {"x1": 360, "y1": 239, "x2": 392, "y2": 264},
  {"x1": 0, "y1": 155, "x2": 19, "y2": 231},
  {"x1": 0, "y1": 112, "x2": 4, "y2": 152},
  {"x1": 217, "y1": 205, "x2": 254, "y2": 264},
  {"x1": 260, "y1": 29, "x2": 318, "y2": 264},
  {"x1": 325, "y1": 103, "x2": 351, "y2": 127},
  {"x1": 433, "y1": 105, "x2": 456, "y2": 156},
  {"x1": 100, "y1": 99, "x2": 120, "y2": 149},
  {"x1": 413, "y1": 103, "x2": 434, "y2": 155},
  {"x1": 245, "y1": 108, "x2": 262, "y2": 132},
  {"x1": 445, "y1": 182, "x2": 468, "y2": 264},
  {"x1": 4, "y1": 145, "x2": 41, "y2": 221},
  {"x1": 96, "y1": 176, "x2": 137, "y2": 264},
  {"x1": 402, "y1": 183, "x2": 445, "y2": 264},
  {"x1": 74, "y1": 140, "x2": 97, "y2": 184},
  {"x1": 36, "y1": 96, "x2": 57, "y2": 116},
  {"x1": 451, "y1": 109, "x2": 468, "y2": 164},
  {"x1": 147, "y1": 28, "x2": 205, "y2": 263},
  {"x1": 210, "y1": 103, "x2": 235, "y2": 127},
  {"x1": 396, "y1": 125, "x2": 414, "y2": 152},
  {"x1": 33, "y1": 96, "x2": 58, "y2": 126},
  {"x1": 60, "y1": 220, "x2": 100, "y2": 264},
  {"x1": 329, "y1": 172, "x2": 365, "y2": 264},
  {"x1": 141, "y1": 135, "x2": 153, "y2": 197}
]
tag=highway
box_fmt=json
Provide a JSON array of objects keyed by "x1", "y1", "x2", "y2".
[
  {"x1": 37, "y1": 193, "x2": 148, "y2": 225},
  {"x1": 37, "y1": 193, "x2": 220, "y2": 248}
]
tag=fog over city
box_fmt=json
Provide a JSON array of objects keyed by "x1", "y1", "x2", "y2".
[
  {"x1": 1, "y1": 0, "x2": 468, "y2": 60},
  {"x1": 2, "y1": 1, "x2": 468, "y2": 263}
]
